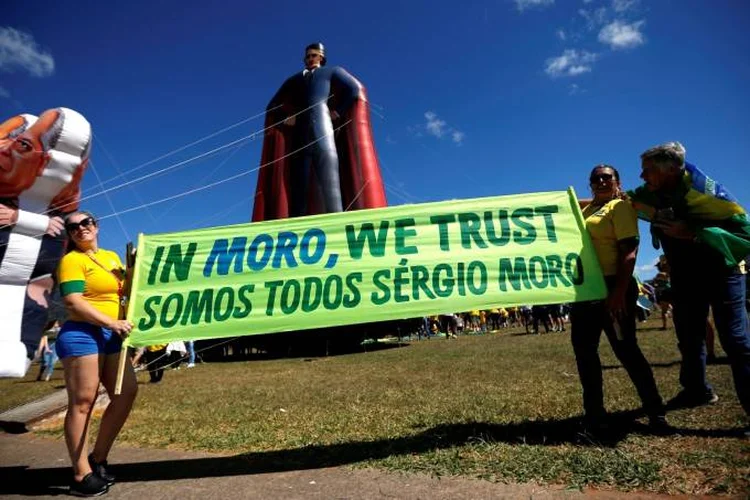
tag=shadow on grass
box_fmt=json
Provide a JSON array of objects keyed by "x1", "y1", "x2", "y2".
[
  {"x1": 199, "y1": 336, "x2": 410, "y2": 363},
  {"x1": 603, "y1": 357, "x2": 729, "y2": 372},
  {"x1": 601, "y1": 360, "x2": 682, "y2": 371},
  {"x1": 637, "y1": 327, "x2": 670, "y2": 333},
  {"x1": 2, "y1": 409, "x2": 739, "y2": 496}
]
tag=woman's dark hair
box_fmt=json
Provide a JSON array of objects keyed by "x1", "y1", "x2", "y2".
[
  {"x1": 64, "y1": 210, "x2": 97, "y2": 253},
  {"x1": 589, "y1": 164, "x2": 620, "y2": 181}
]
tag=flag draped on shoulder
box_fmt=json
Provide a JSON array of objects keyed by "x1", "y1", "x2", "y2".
[{"x1": 629, "y1": 163, "x2": 750, "y2": 268}]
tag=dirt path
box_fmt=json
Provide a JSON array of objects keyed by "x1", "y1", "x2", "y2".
[{"x1": 1, "y1": 433, "x2": 707, "y2": 499}]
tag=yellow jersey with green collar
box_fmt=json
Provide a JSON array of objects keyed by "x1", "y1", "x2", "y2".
[
  {"x1": 582, "y1": 198, "x2": 638, "y2": 276},
  {"x1": 58, "y1": 249, "x2": 124, "y2": 321}
]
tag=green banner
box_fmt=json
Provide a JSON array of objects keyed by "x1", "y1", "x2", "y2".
[{"x1": 125, "y1": 188, "x2": 606, "y2": 347}]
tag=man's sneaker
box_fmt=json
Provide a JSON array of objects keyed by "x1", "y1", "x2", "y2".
[
  {"x1": 668, "y1": 389, "x2": 719, "y2": 409},
  {"x1": 88, "y1": 453, "x2": 115, "y2": 486},
  {"x1": 70, "y1": 472, "x2": 109, "y2": 497},
  {"x1": 187, "y1": 363, "x2": 195, "y2": 368}
]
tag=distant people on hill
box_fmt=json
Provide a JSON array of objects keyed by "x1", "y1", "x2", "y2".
[
  {"x1": 520, "y1": 306, "x2": 532, "y2": 334},
  {"x1": 441, "y1": 313, "x2": 458, "y2": 339},
  {"x1": 144, "y1": 344, "x2": 168, "y2": 383},
  {"x1": 652, "y1": 255, "x2": 673, "y2": 330},
  {"x1": 549, "y1": 304, "x2": 566, "y2": 332},
  {"x1": 469, "y1": 310, "x2": 481, "y2": 333},
  {"x1": 574, "y1": 164, "x2": 667, "y2": 435},
  {"x1": 489, "y1": 308, "x2": 501, "y2": 331},
  {"x1": 185, "y1": 340, "x2": 196, "y2": 368},
  {"x1": 531, "y1": 305, "x2": 550, "y2": 334},
  {"x1": 628, "y1": 142, "x2": 750, "y2": 436},
  {"x1": 36, "y1": 320, "x2": 60, "y2": 382}
]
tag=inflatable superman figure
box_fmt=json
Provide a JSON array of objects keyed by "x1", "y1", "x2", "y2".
[
  {"x1": 0, "y1": 108, "x2": 91, "y2": 377},
  {"x1": 252, "y1": 42, "x2": 387, "y2": 221}
]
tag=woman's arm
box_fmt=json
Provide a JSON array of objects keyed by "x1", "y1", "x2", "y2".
[
  {"x1": 63, "y1": 293, "x2": 133, "y2": 336},
  {"x1": 608, "y1": 237, "x2": 638, "y2": 317}
]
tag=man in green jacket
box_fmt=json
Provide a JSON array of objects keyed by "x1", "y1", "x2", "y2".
[{"x1": 629, "y1": 141, "x2": 749, "y2": 437}]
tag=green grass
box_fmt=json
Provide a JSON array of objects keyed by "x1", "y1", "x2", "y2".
[
  {"x1": 0, "y1": 364, "x2": 65, "y2": 413},
  {"x1": 14, "y1": 318, "x2": 750, "y2": 495}
]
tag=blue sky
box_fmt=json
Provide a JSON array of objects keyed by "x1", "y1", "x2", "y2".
[{"x1": 2, "y1": 0, "x2": 749, "y2": 280}]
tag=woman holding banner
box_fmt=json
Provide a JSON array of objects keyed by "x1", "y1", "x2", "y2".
[
  {"x1": 56, "y1": 211, "x2": 136, "y2": 496},
  {"x1": 572, "y1": 165, "x2": 668, "y2": 436}
]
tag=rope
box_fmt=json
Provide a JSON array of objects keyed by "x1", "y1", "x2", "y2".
[
  {"x1": 87, "y1": 106, "x2": 280, "y2": 191},
  {"x1": 88, "y1": 159, "x2": 131, "y2": 242},
  {"x1": 134, "y1": 336, "x2": 242, "y2": 373},
  {"x1": 0, "y1": 97, "x2": 333, "y2": 234},
  {"x1": 0, "y1": 100, "x2": 341, "y2": 247},
  {"x1": 98, "y1": 119, "x2": 352, "y2": 221}
]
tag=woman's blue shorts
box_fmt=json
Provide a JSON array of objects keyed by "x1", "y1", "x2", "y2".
[{"x1": 55, "y1": 321, "x2": 122, "y2": 359}]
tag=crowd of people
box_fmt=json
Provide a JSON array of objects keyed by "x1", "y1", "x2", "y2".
[
  {"x1": 418, "y1": 304, "x2": 570, "y2": 339},
  {"x1": 15, "y1": 139, "x2": 750, "y2": 495}
]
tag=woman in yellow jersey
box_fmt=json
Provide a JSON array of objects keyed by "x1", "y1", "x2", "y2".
[
  {"x1": 572, "y1": 165, "x2": 667, "y2": 436},
  {"x1": 56, "y1": 211, "x2": 136, "y2": 496}
]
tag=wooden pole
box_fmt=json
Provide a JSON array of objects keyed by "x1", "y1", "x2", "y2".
[
  {"x1": 115, "y1": 242, "x2": 135, "y2": 395},
  {"x1": 114, "y1": 344, "x2": 128, "y2": 395}
]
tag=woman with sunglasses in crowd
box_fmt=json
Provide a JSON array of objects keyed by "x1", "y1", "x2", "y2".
[
  {"x1": 571, "y1": 165, "x2": 668, "y2": 437},
  {"x1": 56, "y1": 211, "x2": 136, "y2": 497}
]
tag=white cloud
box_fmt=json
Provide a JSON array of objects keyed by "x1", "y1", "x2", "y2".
[
  {"x1": 545, "y1": 49, "x2": 598, "y2": 77},
  {"x1": 612, "y1": 0, "x2": 638, "y2": 12},
  {"x1": 406, "y1": 125, "x2": 423, "y2": 138},
  {"x1": 0, "y1": 86, "x2": 9, "y2": 98},
  {"x1": 568, "y1": 83, "x2": 582, "y2": 95},
  {"x1": 598, "y1": 20, "x2": 645, "y2": 49},
  {"x1": 418, "y1": 111, "x2": 465, "y2": 145},
  {"x1": 579, "y1": 7, "x2": 608, "y2": 29},
  {"x1": 424, "y1": 111, "x2": 447, "y2": 138},
  {"x1": 636, "y1": 257, "x2": 660, "y2": 276},
  {"x1": 514, "y1": 0, "x2": 554, "y2": 12},
  {"x1": 0, "y1": 27, "x2": 54, "y2": 77},
  {"x1": 556, "y1": 29, "x2": 567, "y2": 41}
]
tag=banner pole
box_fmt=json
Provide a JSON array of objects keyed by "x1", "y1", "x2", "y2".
[
  {"x1": 115, "y1": 241, "x2": 135, "y2": 396},
  {"x1": 114, "y1": 344, "x2": 128, "y2": 395}
]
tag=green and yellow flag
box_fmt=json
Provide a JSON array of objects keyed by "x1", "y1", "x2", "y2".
[{"x1": 124, "y1": 188, "x2": 606, "y2": 347}]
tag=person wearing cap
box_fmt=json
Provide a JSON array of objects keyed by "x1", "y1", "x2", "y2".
[
  {"x1": 252, "y1": 42, "x2": 387, "y2": 221},
  {"x1": 628, "y1": 142, "x2": 750, "y2": 435},
  {"x1": 0, "y1": 109, "x2": 90, "y2": 377}
]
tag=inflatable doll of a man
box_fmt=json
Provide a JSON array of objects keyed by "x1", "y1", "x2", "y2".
[
  {"x1": 0, "y1": 108, "x2": 91, "y2": 377},
  {"x1": 252, "y1": 42, "x2": 387, "y2": 221}
]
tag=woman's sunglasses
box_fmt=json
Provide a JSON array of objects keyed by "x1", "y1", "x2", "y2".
[
  {"x1": 65, "y1": 217, "x2": 96, "y2": 232},
  {"x1": 590, "y1": 173, "x2": 615, "y2": 183}
]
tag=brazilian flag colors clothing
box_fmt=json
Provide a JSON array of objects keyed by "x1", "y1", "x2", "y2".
[
  {"x1": 58, "y1": 249, "x2": 124, "y2": 321},
  {"x1": 57, "y1": 249, "x2": 125, "y2": 358},
  {"x1": 582, "y1": 199, "x2": 639, "y2": 277},
  {"x1": 628, "y1": 162, "x2": 750, "y2": 268}
]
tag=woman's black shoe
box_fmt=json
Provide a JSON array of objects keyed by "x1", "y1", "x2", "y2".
[
  {"x1": 88, "y1": 453, "x2": 115, "y2": 485},
  {"x1": 69, "y1": 472, "x2": 109, "y2": 497}
]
